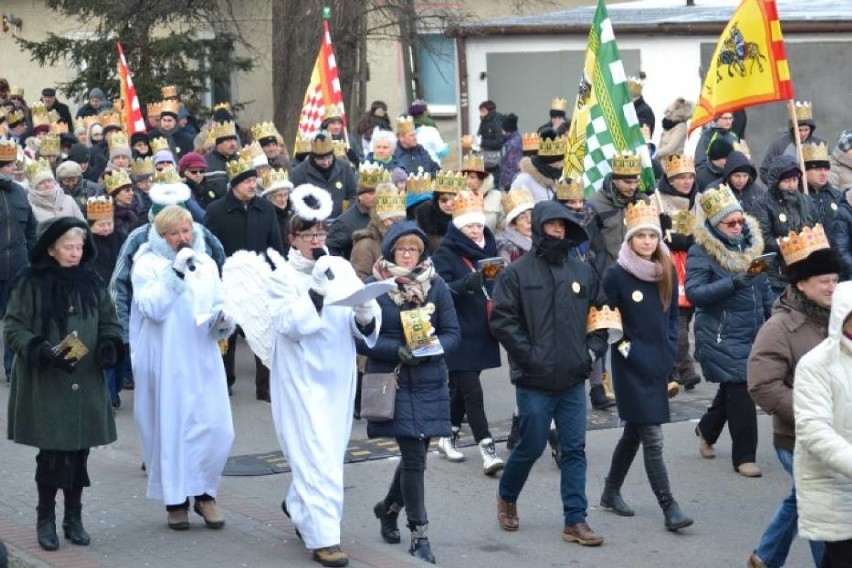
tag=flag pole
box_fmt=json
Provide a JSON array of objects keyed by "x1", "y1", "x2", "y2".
[{"x1": 786, "y1": 99, "x2": 809, "y2": 196}]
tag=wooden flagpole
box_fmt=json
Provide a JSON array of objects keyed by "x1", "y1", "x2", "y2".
[{"x1": 787, "y1": 99, "x2": 809, "y2": 195}]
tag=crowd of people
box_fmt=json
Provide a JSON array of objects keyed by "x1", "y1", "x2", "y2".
[{"x1": 1, "y1": 76, "x2": 852, "y2": 568}]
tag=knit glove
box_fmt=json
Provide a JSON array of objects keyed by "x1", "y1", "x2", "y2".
[
  {"x1": 397, "y1": 345, "x2": 422, "y2": 366},
  {"x1": 96, "y1": 341, "x2": 120, "y2": 369},
  {"x1": 464, "y1": 271, "x2": 484, "y2": 292}
]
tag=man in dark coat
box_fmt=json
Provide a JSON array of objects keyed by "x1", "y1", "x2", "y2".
[
  {"x1": 709, "y1": 150, "x2": 766, "y2": 216},
  {"x1": 393, "y1": 117, "x2": 440, "y2": 177},
  {"x1": 204, "y1": 157, "x2": 285, "y2": 401},
  {"x1": 477, "y1": 100, "x2": 504, "y2": 182},
  {"x1": 152, "y1": 101, "x2": 195, "y2": 160},
  {"x1": 290, "y1": 131, "x2": 358, "y2": 219},
  {"x1": 491, "y1": 200, "x2": 608, "y2": 546},
  {"x1": 204, "y1": 121, "x2": 240, "y2": 201},
  {"x1": 325, "y1": 164, "x2": 378, "y2": 259},
  {"x1": 759, "y1": 103, "x2": 826, "y2": 185},
  {"x1": 40, "y1": 88, "x2": 73, "y2": 128},
  {"x1": 754, "y1": 155, "x2": 820, "y2": 296},
  {"x1": 802, "y1": 142, "x2": 844, "y2": 244},
  {"x1": 695, "y1": 136, "x2": 734, "y2": 192},
  {"x1": 75, "y1": 88, "x2": 105, "y2": 119}
]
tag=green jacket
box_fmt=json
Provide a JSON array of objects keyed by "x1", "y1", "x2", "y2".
[{"x1": 5, "y1": 276, "x2": 121, "y2": 451}]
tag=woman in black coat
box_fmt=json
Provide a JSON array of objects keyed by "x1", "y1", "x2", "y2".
[
  {"x1": 359, "y1": 222, "x2": 460, "y2": 564},
  {"x1": 600, "y1": 203, "x2": 693, "y2": 531},
  {"x1": 432, "y1": 191, "x2": 504, "y2": 475}
]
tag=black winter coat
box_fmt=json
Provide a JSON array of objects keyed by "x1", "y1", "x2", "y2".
[
  {"x1": 633, "y1": 96, "x2": 656, "y2": 138},
  {"x1": 477, "y1": 110, "x2": 505, "y2": 151},
  {"x1": 186, "y1": 177, "x2": 224, "y2": 211},
  {"x1": 831, "y1": 200, "x2": 852, "y2": 280},
  {"x1": 759, "y1": 130, "x2": 826, "y2": 185},
  {"x1": 153, "y1": 127, "x2": 195, "y2": 160},
  {"x1": 203, "y1": 191, "x2": 285, "y2": 256},
  {"x1": 708, "y1": 150, "x2": 766, "y2": 216},
  {"x1": 326, "y1": 204, "x2": 370, "y2": 259},
  {"x1": 289, "y1": 157, "x2": 358, "y2": 219},
  {"x1": 48, "y1": 101, "x2": 74, "y2": 129},
  {"x1": 695, "y1": 159, "x2": 725, "y2": 192},
  {"x1": 203, "y1": 150, "x2": 233, "y2": 201},
  {"x1": 432, "y1": 223, "x2": 501, "y2": 372},
  {"x1": 0, "y1": 177, "x2": 37, "y2": 281},
  {"x1": 809, "y1": 182, "x2": 844, "y2": 244},
  {"x1": 491, "y1": 201, "x2": 608, "y2": 393},
  {"x1": 91, "y1": 231, "x2": 124, "y2": 285},
  {"x1": 393, "y1": 144, "x2": 440, "y2": 177},
  {"x1": 686, "y1": 217, "x2": 773, "y2": 384}
]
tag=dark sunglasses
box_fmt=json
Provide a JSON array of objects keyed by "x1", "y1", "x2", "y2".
[
  {"x1": 187, "y1": 169, "x2": 206, "y2": 175},
  {"x1": 719, "y1": 218, "x2": 745, "y2": 228}
]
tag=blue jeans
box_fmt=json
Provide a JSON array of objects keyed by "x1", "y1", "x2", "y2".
[
  {"x1": 754, "y1": 448, "x2": 825, "y2": 567},
  {"x1": 499, "y1": 383, "x2": 588, "y2": 525}
]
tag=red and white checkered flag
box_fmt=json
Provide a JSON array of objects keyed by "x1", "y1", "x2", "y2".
[{"x1": 297, "y1": 20, "x2": 346, "y2": 141}]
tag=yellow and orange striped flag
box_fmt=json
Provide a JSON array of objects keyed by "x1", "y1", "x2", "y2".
[{"x1": 689, "y1": 0, "x2": 793, "y2": 134}]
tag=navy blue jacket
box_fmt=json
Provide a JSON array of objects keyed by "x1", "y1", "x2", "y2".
[
  {"x1": 831, "y1": 200, "x2": 852, "y2": 280},
  {"x1": 0, "y1": 177, "x2": 36, "y2": 281},
  {"x1": 393, "y1": 144, "x2": 440, "y2": 177},
  {"x1": 432, "y1": 223, "x2": 501, "y2": 372},
  {"x1": 686, "y1": 217, "x2": 773, "y2": 384},
  {"x1": 604, "y1": 265, "x2": 678, "y2": 424},
  {"x1": 358, "y1": 222, "x2": 461, "y2": 440}
]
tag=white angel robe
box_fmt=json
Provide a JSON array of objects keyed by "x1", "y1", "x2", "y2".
[
  {"x1": 129, "y1": 230, "x2": 235, "y2": 506},
  {"x1": 269, "y1": 262, "x2": 379, "y2": 549}
]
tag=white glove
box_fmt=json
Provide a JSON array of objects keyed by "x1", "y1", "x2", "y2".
[
  {"x1": 354, "y1": 299, "x2": 380, "y2": 326},
  {"x1": 173, "y1": 247, "x2": 196, "y2": 274},
  {"x1": 310, "y1": 255, "x2": 334, "y2": 296}
]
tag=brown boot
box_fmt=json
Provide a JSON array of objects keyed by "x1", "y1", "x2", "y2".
[
  {"x1": 562, "y1": 521, "x2": 603, "y2": 546},
  {"x1": 496, "y1": 493, "x2": 519, "y2": 531},
  {"x1": 312, "y1": 545, "x2": 349, "y2": 567}
]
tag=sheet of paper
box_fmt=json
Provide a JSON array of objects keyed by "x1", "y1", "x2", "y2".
[{"x1": 327, "y1": 278, "x2": 395, "y2": 308}]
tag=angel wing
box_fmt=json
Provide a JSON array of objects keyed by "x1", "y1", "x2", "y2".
[{"x1": 222, "y1": 250, "x2": 274, "y2": 367}]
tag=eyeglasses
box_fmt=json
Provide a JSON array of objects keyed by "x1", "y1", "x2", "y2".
[
  {"x1": 394, "y1": 247, "x2": 420, "y2": 256},
  {"x1": 719, "y1": 218, "x2": 745, "y2": 228},
  {"x1": 297, "y1": 232, "x2": 327, "y2": 242},
  {"x1": 186, "y1": 169, "x2": 205, "y2": 175}
]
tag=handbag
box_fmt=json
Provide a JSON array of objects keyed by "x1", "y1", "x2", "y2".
[
  {"x1": 361, "y1": 365, "x2": 400, "y2": 422},
  {"x1": 479, "y1": 150, "x2": 502, "y2": 169}
]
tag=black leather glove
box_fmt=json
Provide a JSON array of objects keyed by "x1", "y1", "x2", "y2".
[
  {"x1": 96, "y1": 341, "x2": 119, "y2": 369},
  {"x1": 397, "y1": 345, "x2": 422, "y2": 366},
  {"x1": 464, "y1": 271, "x2": 484, "y2": 292},
  {"x1": 308, "y1": 288, "x2": 324, "y2": 313},
  {"x1": 732, "y1": 273, "x2": 756, "y2": 290},
  {"x1": 35, "y1": 342, "x2": 78, "y2": 374}
]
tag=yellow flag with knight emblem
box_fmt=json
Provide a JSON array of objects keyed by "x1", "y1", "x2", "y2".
[{"x1": 689, "y1": 0, "x2": 793, "y2": 134}]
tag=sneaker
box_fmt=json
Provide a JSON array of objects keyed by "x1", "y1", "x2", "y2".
[
  {"x1": 695, "y1": 426, "x2": 715, "y2": 459},
  {"x1": 496, "y1": 494, "x2": 519, "y2": 531},
  {"x1": 562, "y1": 521, "x2": 604, "y2": 546},
  {"x1": 436, "y1": 432, "x2": 465, "y2": 462},
  {"x1": 479, "y1": 438, "x2": 504, "y2": 476},
  {"x1": 167, "y1": 508, "x2": 189, "y2": 530},
  {"x1": 193, "y1": 499, "x2": 225, "y2": 529},
  {"x1": 312, "y1": 545, "x2": 349, "y2": 567},
  {"x1": 736, "y1": 463, "x2": 762, "y2": 478}
]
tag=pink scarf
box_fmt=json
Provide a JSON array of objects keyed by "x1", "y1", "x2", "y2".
[{"x1": 616, "y1": 240, "x2": 670, "y2": 283}]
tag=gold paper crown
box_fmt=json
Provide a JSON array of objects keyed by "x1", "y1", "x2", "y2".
[
  {"x1": 779, "y1": 224, "x2": 830, "y2": 265},
  {"x1": 98, "y1": 110, "x2": 122, "y2": 129},
  {"x1": 0, "y1": 139, "x2": 18, "y2": 162},
  {"x1": 31, "y1": 103, "x2": 51, "y2": 128},
  {"x1": 251, "y1": 121, "x2": 279, "y2": 141},
  {"x1": 80, "y1": 115, "x2": 101, "y2": 130},
  {"x1": 209, "y1": 120, "x2": 237, "y2": 141},
  {"x1": 323, "y1": 103, "x2": 344, "y2": 121},
  {"x1": 794, "y1": 101, "x2": 813, "y2": 122},
  {"x1": 10, "y1": 86, "x2": 24, "y2": 99},
  {"x1": 501, "y1": 186, "x2": 535, "y2": 217},
  {"x1": 550, "y1": 98, "x2": 568, "y2": 112},
  {"x1": 86, "y1": 196, "x2": 114, "y2": 221},
  {"x1": 611, "y1": 152, "x2": 642, "y2": 176},
  {"x1": 226, "y1": 156, "x2": 256, "y2": 180},
  {"x1": 149, "y1": 136, "x2": 170, "y2": 154},
  {"x1": 108, "y1": 131, "x2": 130, "y2": 152},
  {"x1": 587, "y1": 306, "x2": 624, "y2": 342},
  {"x1": 160, "y1": 99, "x2": 180, "y2": 116},
  {"x1": 802, "y1": 142, "x2": 829, "y2": 163},
  {"x1": 452, "y1": 190, "x2": 485, "y2": 219},
  {"x1": 699, "y1": 184, "x2": 739, "y2": 220},
  {"x1": 662, "y1": 154, "x2": 695, "y2": 178},
  {"x1": 6, "y1": 109, "x2": 25, "y2": 126},
  {"x1": 39, "y1": 134, "x2": 61, "y2": 157},
  {"x1": 294, "y1": 134, "x2": 312, "y2": 155},
  {"x1": 434, "y1": 169, "x2": 466, "y2": 194},
  {"x1": 161, "y1": 85, "x2": 178, "y2": 99},
  {"x1": 628, "y1": 76, "x2": 644, "y2": 97},
  {"x1": 262, "y1": 168, "x2": 291, "y2": 191},
  {"x1": 213, "y1": 102, "x2": 232, "y2": 113},
  {"x1": 374, "y1": 183, "x2": 407, "y2": 220},
  {"x1": 522, "y1": 133, "x2": 540, "y2": 153},
  {"x1": 49, "y1": 121, "x2": 69, "y2": 134},
  {"x1": 461, "y1": 154, "x2": 486, "y2": 174},
  {"x1": 104, "y1": 169, "x2": 132, "y2": 194},
  {"x1": 26, "y1": 158, "x2": 53, "y2": 183},
  {"x1": 132, "y1": 157, "x2": 155, "y2": 177},
  {"x1": 239, "y1": 141, "x2": 264, "y2": 161},
  {"x1": 147, "y1": 101, "x2": 162, "y2": 118},
  {"x1": 625, "y1": 200, "x2": 660, "y2": 234},
  {"x1": 733, "y1": 140, "x2": 752, "y2": 159},
  {"x1": 310, "y1": 132, "x2": 334, "y2": 155},
  {"x1": 358, "y1": 161, "x2": 391, "y2": 190},
  {"x1": 538, "y1": 135, "x2": 568, "y2": 157},
  {"x1": 556, "y1": 177, "x2": 584, "y2": 201},
  {"x1": 153, "y1": 165, "x2": 182, "y2": 185},
  {"x1": 406, "y1": 167, "x2": 433, "y2": 195},
  {"x1": 397, "y1": 115, "x2": 415, "y2": 135},
  {"x1": 332, "y1": 139, "x2": 347, "y2": 158}
]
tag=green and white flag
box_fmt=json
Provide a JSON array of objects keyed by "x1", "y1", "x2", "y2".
[{"x1": 565, "y1": 0, "x2": 655, "y2": 194}]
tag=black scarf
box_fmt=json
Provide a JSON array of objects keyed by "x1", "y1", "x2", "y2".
[
  {"x1": 531, "y1": 156, "x2": 563, "y2": 179},
  {"x1": 25, "y1": 263, "x2": 102, "y2": 337},
  {"x1": 310, "y1": 156, "x2": 334, "y2": 181},
  {"x1": 662, "y1": 117, "x2": 682, "y2": 131}
]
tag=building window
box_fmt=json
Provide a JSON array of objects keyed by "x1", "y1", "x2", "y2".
[{"x1": 417, "y1": 34, "x2": 456, "y2": 113}]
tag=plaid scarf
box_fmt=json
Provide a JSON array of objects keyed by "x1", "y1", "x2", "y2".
[{"x1": 372, "y1": 257, "x2": 435, "y2": 306}]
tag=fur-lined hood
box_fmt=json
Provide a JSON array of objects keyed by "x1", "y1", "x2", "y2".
[
  {"x1": 691, "y1": 214, "x2": 764, "y2": 273},
  {"x1": 518, "y1": 156, "x2": 557, "y2": 189},
  {"x1": 664, "y1": 98, "x2": 694, "y2": 122}
]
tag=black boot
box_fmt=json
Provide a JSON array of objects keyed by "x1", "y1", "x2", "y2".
[
  {"x1": 590, "y1": 385, "x2": 616, "y2": 410},
  {"x1": 409, "y1": 524, "x2": 435, "y2": 564},
  {"x1": 548, "y1": 429, "x2": 561, "y2": 467},
  {"x1": 600, "y1": 483, "x2": 635, "y2": 517},
  {"x1": 682, "y1": 374, "x2": 701, "y2": 391},
  {"x1": 36, "y1": 505, "x2": 59, "y2": 551},
  {"x1": 373, "y1": 500, "x2": 401, "y2": 544},
  {"x1": 506, "y1": 413, "x2": 519, "y2": 450},
  {"x1": 63, "y1": 504, "x2": 91, "y2": 545},
  {"x1": 663, "y1": 500, "x2": 694, "y2": 531}
]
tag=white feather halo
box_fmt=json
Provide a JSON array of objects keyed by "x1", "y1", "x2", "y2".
[{"x1": 290, "y1": 183, "x2": 333, "y2": 222}]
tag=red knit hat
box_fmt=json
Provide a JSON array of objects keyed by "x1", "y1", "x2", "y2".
[{"x1": 178, "y1": 152, "x2": 208, "y2": 175}]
